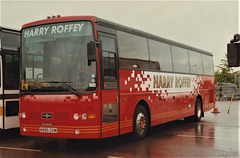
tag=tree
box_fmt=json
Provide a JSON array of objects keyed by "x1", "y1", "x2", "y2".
[{"x1": 215, "y1": 54, "x2": 240, "y2": 83}]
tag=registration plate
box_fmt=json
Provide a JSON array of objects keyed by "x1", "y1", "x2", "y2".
[{"x1": 39, "y1": 127, "x2": 57, "y2": 133}]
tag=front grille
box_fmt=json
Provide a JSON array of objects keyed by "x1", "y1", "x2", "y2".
[
  {"x1": 28, "y1": 112, "x2": 68, "y2": 120},
  {"x1": 42, "y1": 113, "x2": 53, "y2": 119}
]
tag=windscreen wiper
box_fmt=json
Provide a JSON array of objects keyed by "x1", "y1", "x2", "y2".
[{"x1": 49, "y1": 81, "x2": 81, "y2": 97}]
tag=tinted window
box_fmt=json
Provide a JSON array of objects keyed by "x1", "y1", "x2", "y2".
[
  {"x1": 1, "y1": 32, "x2": 19, "y2": 51},
  {"x1": 171, "y1": 46, "x2": 190, "y2": 73},
  {"x1": 101, "y1": 36, "x2": 117, "y2": 89},
  {"x1": 148, "y1": 40, "x2": 172, "y2": 71},
  {"x1": 103, "y1": 52, "x2": 116, "y2": 80},
  {"x1": 189, "y1": 51, "x2": 203, "y2": 74},
  {"x1": 101, "y1": 36, "x2": 116, "y2": 52},
  {"x1": 5, "y1": 54, "x2": 19, "y2": 90},
  {"x1": 117, "y1": 31, "x2": 149, "y2": 69},
  {"x1": 202, "y1": 54, "x2": 214, "y2": 75}
]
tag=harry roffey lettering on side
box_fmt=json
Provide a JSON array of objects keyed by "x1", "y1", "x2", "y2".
[{"x1": 153, "y1": 75, "x2": 191, "y2": 89}]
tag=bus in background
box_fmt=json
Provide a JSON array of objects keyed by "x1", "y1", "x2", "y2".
[
  {"x1": 0, "y1": 27, "x2": 20, "y2": 132},
  {"x1": 19, "y1": 16, "x2": 215, "y2": 139}
]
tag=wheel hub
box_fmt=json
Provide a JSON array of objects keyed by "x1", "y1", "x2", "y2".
[
  {"x1": 136, "y1": 112, "x2": 146, "y2": 134},
  {"x1": 197, "y1": 103, "x2": 201, "y2": 118}
]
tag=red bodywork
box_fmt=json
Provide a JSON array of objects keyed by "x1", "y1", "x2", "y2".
[{"x1": 19, "y1": 16, "x2": 215, "y2": 139}]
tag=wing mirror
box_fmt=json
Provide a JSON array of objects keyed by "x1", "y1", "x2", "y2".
[
  {"x1": 227, "y1": 34, "x2": 240, "y2": 67},
  {"x1": 87, "y1": 41, "x2": 97, "y2": 66}
]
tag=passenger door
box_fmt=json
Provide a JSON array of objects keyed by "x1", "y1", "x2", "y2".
[
  {"x1": 3, "y1": 53, "x2": 19, "y2": 130},
  {"x1": 99, "y1": 33, "x2": 119, "y2": 138}
]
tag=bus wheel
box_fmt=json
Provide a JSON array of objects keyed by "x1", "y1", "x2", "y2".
[
  {"x1": 133, "y1": 105, "x2": 149, "y2": 140},
  {"x1": 194, "y1": 98, "x2": 202, "y2": 122}
]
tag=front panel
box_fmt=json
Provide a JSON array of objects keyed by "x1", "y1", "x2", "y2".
[{"x1": 20, "y1": 93, "x2": 101, "y2": 139}]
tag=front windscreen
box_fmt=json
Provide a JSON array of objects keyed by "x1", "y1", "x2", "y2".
[{"x1": 21, "y1": 21, "x2": 97, "y2": 93}]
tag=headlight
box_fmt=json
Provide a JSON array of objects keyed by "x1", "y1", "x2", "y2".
[
  {"x1": 73, "y1": 113, "x2": 80, "y2": 120},
  {"x1": 23, "y1": 127, "x2": 26, "y2": 132},
  {"x1": 81, "y1": 113, "x2": 87, "y2": 120},
  {"x1": 22, "y1": 112, "x2": 26, "y2": 118}
]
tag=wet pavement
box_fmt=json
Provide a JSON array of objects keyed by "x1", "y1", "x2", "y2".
[{"x1": 0, "y1": 101, "x2": 239, "y2": 158}]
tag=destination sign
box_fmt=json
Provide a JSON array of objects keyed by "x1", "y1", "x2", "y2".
[{"x1": 24, "y1": 23, "x2": 85, "y2": 38}]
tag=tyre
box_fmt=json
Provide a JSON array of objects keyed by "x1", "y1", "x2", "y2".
[
  {"x1": 133, "y1": 105, "x2": 149, "y2": 140},
  {"x1": 194, "y1": 98, "x2": 202, "y2": 122}
]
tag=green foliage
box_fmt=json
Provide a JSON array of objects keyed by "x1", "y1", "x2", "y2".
[{"x1": 215, "y1": 54, "x2": 240, "y2": 84}]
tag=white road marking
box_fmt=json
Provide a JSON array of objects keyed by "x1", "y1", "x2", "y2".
[
  {"x1": 0, "y1": 146, "x2": 42, "y2": 152},
  {"x1": 176, "y1": 134, "x2": 236, "y2": 140},
  {"x1": 177, "y1": 134, "x2": 215, "y2": 139}
]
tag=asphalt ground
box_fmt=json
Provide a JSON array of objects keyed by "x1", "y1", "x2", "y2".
[{"x1": 0, "y1": 101, "x2": 239, "y2": 158}]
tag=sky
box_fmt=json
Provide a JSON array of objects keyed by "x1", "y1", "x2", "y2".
[{"x1": 0, "y1": 0, "x2": 239, "y2": 71}]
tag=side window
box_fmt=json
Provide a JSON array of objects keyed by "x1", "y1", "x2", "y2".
[
  {"x1": 1, "y1": 32, "x2": 20, "y2": 51},
  {"x1": 101, "y1": 36, "x2": 117, "y2": 89},
  {"x1": 189, "y1": 51, "x2": 203, "y2": 74},
  {"x1": 148, "y1": 39, "x2": 173, "y2": 71},
  {"x1": 5, "y1": 54, "x2": 19, "y2": 90},
  {"x1": 202, "y1": 54, "x2": 214, "y2": 76},
  {"x1": 117, "y1": 31, "x2": 150, "y2": 69},
  {"x1": 171, "y1": 46, "x2": 190, "y2": 73}
]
